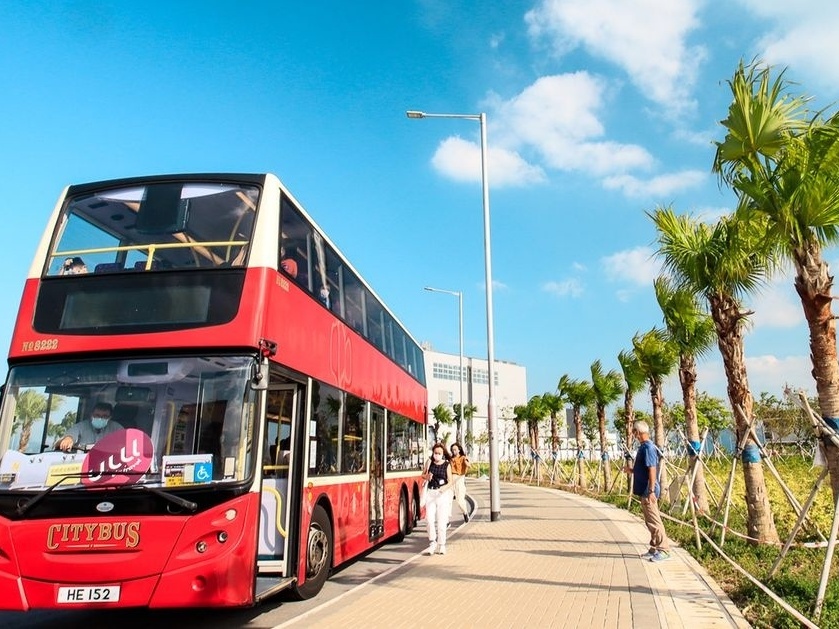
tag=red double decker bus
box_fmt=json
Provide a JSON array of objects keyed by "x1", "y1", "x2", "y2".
[{"x1": 0, "y1": 173, "x2": 427, "y2": 610}]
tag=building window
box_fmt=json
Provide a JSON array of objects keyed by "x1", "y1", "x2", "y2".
[
  {"x1": 471, "y1": 368, "x2": 499, "y2": 386},
  {"x1": 431, "y1": 362, "x2": 466, "y2": 382}
]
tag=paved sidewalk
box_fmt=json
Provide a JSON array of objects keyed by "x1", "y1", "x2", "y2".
[{"x1": 280, "y1": 480, "x2": 751, "y2": 628}]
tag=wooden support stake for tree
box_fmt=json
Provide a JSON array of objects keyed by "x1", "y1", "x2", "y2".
[{"x1": 768, "y1": 467, "x2": 828, "y2": 579}]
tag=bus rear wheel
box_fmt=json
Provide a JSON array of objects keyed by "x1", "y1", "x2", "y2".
[{"x1": 291, "y1": 504, "x2": 332, "y2": 600}]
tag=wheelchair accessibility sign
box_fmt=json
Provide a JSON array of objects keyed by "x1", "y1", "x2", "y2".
[{"x1": 162, "y1": 454, "x2": 213, "y2": 486}]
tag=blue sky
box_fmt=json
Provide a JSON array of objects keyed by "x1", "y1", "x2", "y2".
[{"x1": 1, "y1": 1, "x2": 838, "y2": 411}]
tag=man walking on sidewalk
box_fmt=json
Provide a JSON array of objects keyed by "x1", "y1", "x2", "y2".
[{"x1": 624, "y1": 420, "x2": 671, "y2": 562}]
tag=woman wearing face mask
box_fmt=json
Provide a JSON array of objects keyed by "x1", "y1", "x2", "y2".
[
  {"x1": 422, "y1": 443, "x2": 453, "y2": 555},
  {"x1": 56, "y1": 402, "x2": 124, "y2": 451}
]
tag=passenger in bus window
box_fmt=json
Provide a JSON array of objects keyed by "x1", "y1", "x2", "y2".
[
  {"x1": 318, "y1": 285, "x2": 330, "y2": 309},
  {"x1": 280, "y1": 245, "x2": 298, "y2": 278},
  {"x1": 59, "y1": 256, "x2": 88, "y2": 275},
  {"x1": 56, "y1": 402, "x2": 123, "y2": 451}
]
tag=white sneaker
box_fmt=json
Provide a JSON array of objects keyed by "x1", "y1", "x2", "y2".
[
  {"x1": 424, "y1": 542, "x2": 437, "y2": 555},
  {"x1": 437, "y1": 545, "x2": 447, "y2": 555}
]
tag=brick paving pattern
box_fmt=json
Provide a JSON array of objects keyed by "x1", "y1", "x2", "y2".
[{"x1": 276, "y1": 481, "x2": 750, "y2": 629}]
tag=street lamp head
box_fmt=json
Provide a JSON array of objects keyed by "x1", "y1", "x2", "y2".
[
  {"x1": 406, "y1": 110, "x2": 425, "y2": 119},
  {"x1": 424, "y1": 286, "x2": 460, "y2": 297}
]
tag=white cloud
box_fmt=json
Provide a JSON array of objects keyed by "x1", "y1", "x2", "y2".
[
  {"x1": 430, "y1": 136, "x2": 546, "y2": 187},
  {"x1": 692, "y1": 206, "x2": 731, "y2": 224},
  {"x1": 746, "y1": 274, "x2": 803, "y2": 329},
  {"x1": 602, "y1": 170, "x2": 706, "y2": 198},
  {"x1": 477, "y1": 279, "x2": 509, "y2": 292},
  {"x1": 601, "y1": 246, "x2": 660, "y2": 286},
  {"x1": 490, "y1": 73, "x2": 654, "y2": 176},
  {"x1": 525, "y1": 0, "x2": 704, "y2": 117},
  {"x1": 662, "y1": 354, "x2": 815, "y2": 406},
  {"x1": 543, "y1": 278, "x2": 584, "y2": 297},
  {"x1": 745, "y1": 354, "x2": 814, "y2": 397},
  {"x1": 734, "y1": 2, "x2": 839, "y2": 94}
]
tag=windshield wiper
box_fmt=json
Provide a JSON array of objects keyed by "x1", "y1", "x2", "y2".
[
  {"x1": 130, "y1": 484, "x2": 198, "y2": 512},
  {"x1": 16, "y1": 471, "x2": 95, "y2": 516},
  {"x1": 15, "y1": 472, "x2": 197, "y2": 516}
]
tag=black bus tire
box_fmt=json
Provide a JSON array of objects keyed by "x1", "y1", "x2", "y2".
[
  {"x1": 392, "y1": 491, "x2": 409, "y2": 542},
  {"x1": 291, "y1": 504, "x2": 332, "y2": 600}
]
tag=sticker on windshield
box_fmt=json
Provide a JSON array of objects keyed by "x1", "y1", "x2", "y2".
[
  {"x1": 82, "y1": 428, "x2": 154, "y2": 487},
  {"x1": 161, "y1": 454, "x2": 213, "y2": 486}
]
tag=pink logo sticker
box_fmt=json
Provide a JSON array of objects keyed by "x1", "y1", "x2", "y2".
[{"x1": 82, "y1": 428, "x2": 154, "y2": 487}]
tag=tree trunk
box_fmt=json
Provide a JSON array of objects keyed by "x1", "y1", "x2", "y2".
[
  {"x1": 574, "y1": 407, "x2": 587, "y2": 489},
  {"x1": 598, "y1": 405, "x2": 611, "y2": 490},
  {"x1": 793, "y1": 241, "x2": 839, "y2": 503},
  {"x1": 19, "y1": 423, "x2": 32, "y2": 452},
  {"x1": 550, "y1": 412, "x2": 558, "y2": 453},
  {"x1": 680, "y1": 353, "x2": 710, "y2": 513},
  {"x1": 709, "y1": 292, "x2": 779, "y2": 544},
  {"x1": 623, "y1": 391, "x2": 635, "y2": 491},
  {"x1": 649, "y1": 379, "x2": 668, "y2": 501}
]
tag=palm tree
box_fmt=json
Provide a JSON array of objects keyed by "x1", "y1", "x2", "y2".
[
  {"x1": 12, "y1": 390, "x2": 52, "y2": 452},
  {"x1": 558, "y1": 375, "x2": 594, "y2": 489},
  {"x1": 525, "y1": 395, "x2": 548, "y2": 458},
  {"x1": 714, "y1": 60, "x2": 839, "y2": 502},
  {"x1": 452, "y1": 402, "x2": 478, "y2": 449},
  {"x1": 430, "y1": 403, "x2": 453, "y2": 444},
  {"x1": 617, "y1": 348, "x2": 646, "y2": 452},
  {"x1": 654, "y1": 275, "x2": 717, "y2": 513},
  {"x1": 651, "y1": 207, "x2": 780, "y2": 543},
  {"x1": 632, "y1": 327, "x2": 679, "y2": 497},
  {"x1": 512, "y1": 404, "x2": 527, "y2": 472},
  {"x1": 632, "y1": 328, "x2": 678, "y2": 449},
  {"x1": 590, "y1": 360, "x2": 624, "y2": 491},
  {"x1": 452, "y1": 402, "x2": 478, "y2": 444},
  {"x1": 541, "y1": 392, "x2": 564, "y2": 455}
]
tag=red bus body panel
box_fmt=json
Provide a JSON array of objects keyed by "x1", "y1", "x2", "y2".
[
  {"x1": 10, "y1": 268, "x2": 425, "y2": 420},
  {"x1": 0, "y1": 493, "x2": 260, "y2": 610}
]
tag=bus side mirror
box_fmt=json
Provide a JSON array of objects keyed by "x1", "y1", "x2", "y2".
[{"x1": 251, "y1": 357, "x2": 269, "y2": 390}]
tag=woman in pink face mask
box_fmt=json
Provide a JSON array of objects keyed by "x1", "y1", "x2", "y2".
[{"x1": 422, "y1": 443, "x2": 452, "y2": 556}]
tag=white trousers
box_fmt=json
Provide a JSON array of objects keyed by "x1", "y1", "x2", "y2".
[
  {"x1": 425, "y1": 488, "x2": 453, "y2": 546},
  {"x1": 452, "y1": 474, "x2": 469, "y2": 515}
]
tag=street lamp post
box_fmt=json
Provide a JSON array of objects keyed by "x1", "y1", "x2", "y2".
[
  {"x1": 424, "y1": 286, "x2": 465, "y2": 445},
  {"x1": 407, "y1": 109, "x2": 500, "y2": 521}
]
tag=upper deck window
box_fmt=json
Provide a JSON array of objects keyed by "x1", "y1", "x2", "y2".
[{"x1": 47, "y1": 182, "x2": 260, "y2": 275}]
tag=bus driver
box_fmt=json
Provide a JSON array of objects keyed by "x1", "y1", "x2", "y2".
[{"x1": 56, "y1": 402, "x2": 123, "y2": 451}]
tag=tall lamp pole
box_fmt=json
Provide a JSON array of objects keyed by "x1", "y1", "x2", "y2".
[
  {"x1": 408, "y1": 110, "x2": 500, "y2": 521},
  {"x1": 424, "y1": 286, "x2": 465, "y2": 445}
]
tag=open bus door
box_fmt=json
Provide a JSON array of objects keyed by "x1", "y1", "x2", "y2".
[
  {"x1": 256, "y1": 383, "x2": 300, "y2": 599},
  {"x1": 368, "y1": 405, "x2": 385, "y2": 541}
]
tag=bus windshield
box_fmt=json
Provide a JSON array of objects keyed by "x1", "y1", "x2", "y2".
[
  {"x1": 47, "y1": 181, "x2": 259, "y2": 275},
  {"x1": 0, "y1": 356, "x2": 257, "y2": 491}
]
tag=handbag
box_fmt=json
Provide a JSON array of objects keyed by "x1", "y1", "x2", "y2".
[{"x1": 420, "y1": 480, "x2": 429, "y2": 507}]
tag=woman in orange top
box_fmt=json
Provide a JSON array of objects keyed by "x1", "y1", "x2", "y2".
[{"x1": 449, "y1": 442, "x2": 471, "y2": 522}]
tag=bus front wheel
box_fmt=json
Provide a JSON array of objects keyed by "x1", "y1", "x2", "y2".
[
  {"x1": 292, "y1": 504, "x2": 332, "y2": 599},
  {"x1": 393, "y1": 491, "x2": 409, "y2": 542}
]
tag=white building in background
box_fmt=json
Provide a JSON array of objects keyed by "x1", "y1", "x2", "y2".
[{"x1": 422, "y1": 343, "x2": 528, "y2": 460}]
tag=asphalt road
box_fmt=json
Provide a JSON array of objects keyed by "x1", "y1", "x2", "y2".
[{"x1": 0, "y1": 524, "x2": 430, "y2": 629}]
